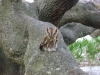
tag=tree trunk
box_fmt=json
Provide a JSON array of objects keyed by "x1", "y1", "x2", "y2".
[{"x1": 35, "y1": 0, "x2": 79, "y2": 26}]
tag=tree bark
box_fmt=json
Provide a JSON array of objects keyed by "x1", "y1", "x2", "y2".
[{"x1": 35, "y1": 0, "x2": 79, "y2": 26}]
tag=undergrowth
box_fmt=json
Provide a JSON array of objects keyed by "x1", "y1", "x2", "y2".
[{"x1": 68, "y1": 36, "x2": 100, "y2": 66}]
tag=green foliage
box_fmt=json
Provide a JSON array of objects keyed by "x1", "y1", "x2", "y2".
[{"x1": 68, "y1": 36, "x2": 100, "y2": 64}]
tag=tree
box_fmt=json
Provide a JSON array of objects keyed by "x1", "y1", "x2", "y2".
[{"x1": 1, "y1": 0, "x2": 99, "y2": 75}]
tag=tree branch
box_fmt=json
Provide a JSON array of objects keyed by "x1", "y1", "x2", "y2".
[
  {"x1": 59, "y1": 2, "x2": 100, "y2": 29},
  {"x1": 35, "y1": 0, "x2": 79, "y2": 25}
]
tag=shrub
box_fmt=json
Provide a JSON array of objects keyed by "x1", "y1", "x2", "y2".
[{"x1": 68, "y1": 36, "x2": 100, "y2": 65}]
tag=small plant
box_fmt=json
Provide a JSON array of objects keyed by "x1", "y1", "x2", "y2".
[{"x1": 68, "y1": 36, "x2": 100, "y2": 66}]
